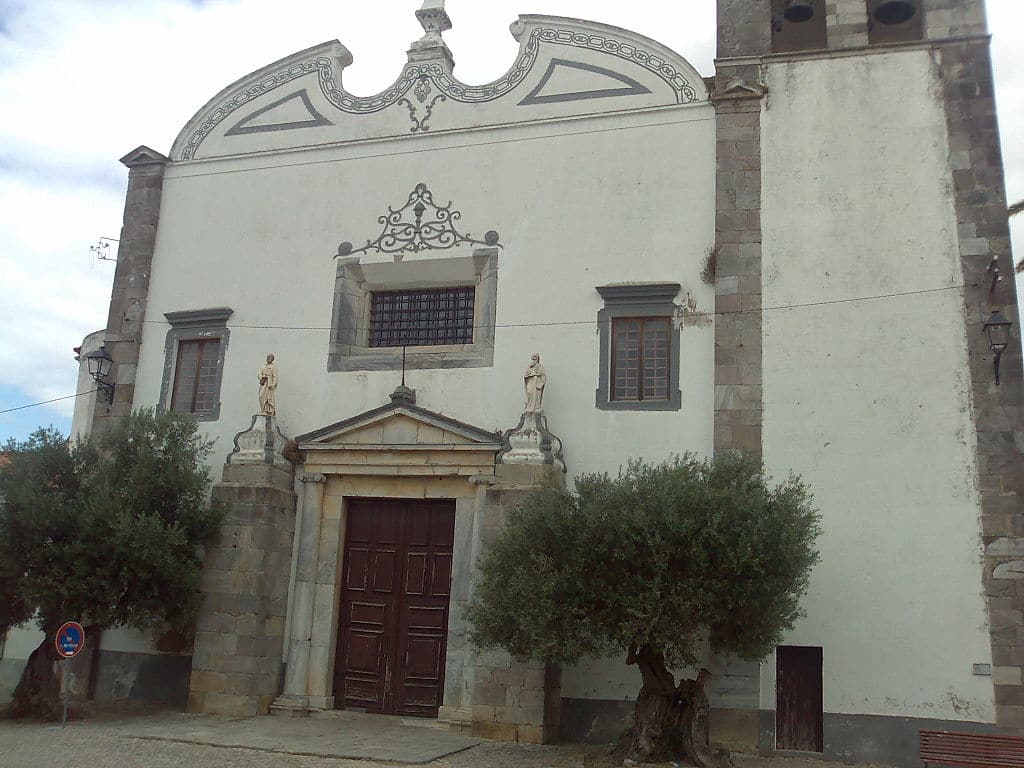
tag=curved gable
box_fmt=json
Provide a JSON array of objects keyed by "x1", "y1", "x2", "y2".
[{"x1": 170, "y1": 14, "x2": 709, "y2": 162}]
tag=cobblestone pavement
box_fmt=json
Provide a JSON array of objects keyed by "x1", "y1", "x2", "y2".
[{"x1": 0, "y1": 715, "x2": 887, "y2": 768}]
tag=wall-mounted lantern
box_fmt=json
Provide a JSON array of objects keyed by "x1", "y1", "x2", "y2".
[
  {"x1": 86, "y1": 346, "x2": 116, "y2": 404},
  {"x1": 983, "y1": 310, "x2": 1013, "y2": 386},
  {"x1": 783, "y1": 0, "x2": 815, "y2": 22}
]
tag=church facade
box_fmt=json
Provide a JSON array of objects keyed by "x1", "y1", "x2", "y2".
[{"x1": 70, "y1": 0, "x2": 1023, "y2": 763}]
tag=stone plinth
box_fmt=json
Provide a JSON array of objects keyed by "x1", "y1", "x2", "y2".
[
  {"x1": 188, "y1": 461, "x2": 295, "y2": 717},
  {"x1": 463, "y1": 466, "x2": 564, "y2": 744}
]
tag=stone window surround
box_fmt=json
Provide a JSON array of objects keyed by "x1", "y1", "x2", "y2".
[
  {"x1": 595, "y1": 283, "x2": 682, "y2": 411},
  {"x1": 158, "y1": 308, "x2": 233, "y2": 422},
  {"x1": 329, "y1": 248, "x2": 498, "y2": 372}
]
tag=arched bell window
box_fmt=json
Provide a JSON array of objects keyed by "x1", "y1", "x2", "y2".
[
  {"x1": 868, "y1": 0, "x2": 923, "y2": 44},
  {"x1": 771, "y1": 0, "x2": 827, "y2": 53}
]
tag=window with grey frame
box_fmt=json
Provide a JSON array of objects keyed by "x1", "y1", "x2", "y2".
[
  {"x1": 329, "y1": 250, "x2": 498, "y2": 372},
  {"x1": 159, "y1": 308, "x2": 232, "y2": 421},
  {"x1": 595, "y1": 284, "x2": 682, "y2": 411}
]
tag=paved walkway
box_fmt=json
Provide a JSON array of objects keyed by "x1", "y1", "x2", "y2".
[
  {"x1": 0, "y1": 711, "x2": 895, "y2": 768},
  {"x1": 115, "y1": 710, "x2": 480, "y2": 764}
]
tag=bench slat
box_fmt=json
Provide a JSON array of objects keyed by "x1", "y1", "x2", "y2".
[{"x1": 920, "y1": 729, "x2": 1024, "y2": 768}]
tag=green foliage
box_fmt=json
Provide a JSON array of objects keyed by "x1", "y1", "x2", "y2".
[
  {"x1": 0, "y1": 410, "x2": 222, "y2": 636},
  {"x1": 466, "y1": 453, "x2": 821, "y2": 669}
]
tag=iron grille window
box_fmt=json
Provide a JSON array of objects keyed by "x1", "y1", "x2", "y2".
[
  {"x1": 170, "y1": 339, "x2": 221, "y2": 415},
  {"x1": 611, "y1": 317, "x2": 670, "y2": 401},
  {"x1": 369, "y1": 287, "x2": 475, "y2": 348}
]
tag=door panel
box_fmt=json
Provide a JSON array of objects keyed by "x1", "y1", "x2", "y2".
[
  {"x1": 776, "y1": 645, "x2": 824, "y2": 752},
  {"x1": 335, "y1": 499, "x2": 455, "y2": 717}
]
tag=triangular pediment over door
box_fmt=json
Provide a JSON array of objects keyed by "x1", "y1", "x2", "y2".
[{"x1": 296, "y1": 392, "x2": 501, "y2": 478}]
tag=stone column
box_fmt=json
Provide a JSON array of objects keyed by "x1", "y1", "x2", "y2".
[
  {"x1": 273, "y1": 472, "x2": 326, "y2": 715},
  {"x1": 91, "y1": 146, "x2": 168, "y2": 433}
]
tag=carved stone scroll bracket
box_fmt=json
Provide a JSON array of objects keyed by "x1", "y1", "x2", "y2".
[
  {"x1": 227, "y1": 414, "x2": 293, "y2": 470},
  {"x1": 496, "y1": 411, "x2": 565, "y2": 473}
]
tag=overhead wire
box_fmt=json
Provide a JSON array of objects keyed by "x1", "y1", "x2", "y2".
[{"x1": 0, "y1": 282, "x2": 979, "y2": 415}]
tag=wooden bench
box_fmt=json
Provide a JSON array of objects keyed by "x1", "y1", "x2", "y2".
[{"x1": 920, "y1": 729, "x2": 1024, "y2": 768}]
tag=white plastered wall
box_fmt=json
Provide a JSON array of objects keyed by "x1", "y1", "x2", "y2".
[
  {"x1": 759, "y1": 49, "x2": 994, "y2": 722},
  {"x1": 135, "y1": 106, "x2": 716, "y2": 478},
  {"x1": 132, "y1": 103, "x2": 717, "y2": 700}
]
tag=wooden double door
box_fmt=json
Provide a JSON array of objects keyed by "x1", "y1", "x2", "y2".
[{"x1": 333, "y1": 499, "x2": 455, "y2": 717}]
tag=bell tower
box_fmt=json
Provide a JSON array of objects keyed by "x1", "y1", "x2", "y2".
[{"x1": 714, "y1": 0, "x2": 1024, "y2": 759}]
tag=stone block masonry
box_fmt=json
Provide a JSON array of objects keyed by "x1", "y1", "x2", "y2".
[
  {"x1": 938, "y1": 37, "x2": 1024, "y2": 732},
  {"x1": 188, "y1": 463, "x2": 296, "y2": 717},
  {"x1": 466, "y1": 466, "x2": 563, "y2": 744},
  {"x1": 90, "y1": 147, "x2": 167, "y2": 433},
  {"x1": 712, "y1": 63, "x2": 764, "y2": 462}
]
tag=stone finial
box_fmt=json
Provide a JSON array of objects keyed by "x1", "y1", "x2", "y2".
[
  {"x1": 409, "y1": 0, "x2": 453, "y2": 67},
  {"x1": 390, "y1": 384, "x2": 417, "y2": 405}
]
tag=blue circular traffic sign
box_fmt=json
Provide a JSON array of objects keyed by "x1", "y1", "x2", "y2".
[{"x1": 55, "y1": 621, "x2": 85, "y2": 658}]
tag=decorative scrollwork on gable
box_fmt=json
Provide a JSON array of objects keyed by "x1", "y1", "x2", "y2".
[
  {"x1": 334, "y1": 183, "x2": 501, "y2": 262},
  {"x1": 178, "y1": 25, "x2": 703, "y2": 159}
]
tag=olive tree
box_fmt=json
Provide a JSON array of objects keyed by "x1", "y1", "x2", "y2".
[
  {"x1": 466, "y1": 453, "x2": 820, "y2": 767},
  {"x1": 0, "y1": 410, "x2": 222, "y2": 718}
]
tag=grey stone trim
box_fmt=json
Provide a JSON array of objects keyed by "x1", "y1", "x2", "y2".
[
  {"x1": 517, "y1": 58, "x2": 651, "y2": 106},
  {"x1": 328, "y1": 249, "x2": 498, "y2": 372},
  {"x1": 937, "y1": 37, "x2": 1024, "y2": 732},
  {"x1": 90, "y1": 146, "x2": 168, "y2": 434},
  {"x1": 594, "y1": 283, "x2": 682, "y2": 412},
  {"x1": 711, "y1": 63, "x2": 764, "y2": 458},
  {"x1": 758, "y1": 709, "x2": 1004, "y2": 767},
  {"x1": 225, "y1": 90, "x2": 332, "y2": 136},
  {"x1": 158, "y1": 307, "x2": 233, "y2": 422}
]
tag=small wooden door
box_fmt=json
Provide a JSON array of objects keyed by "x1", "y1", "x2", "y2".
[
  {"x1": 776, "y1": 645, "x2": 824, "y2": 752},
  {"x1": 334, "y1": 499, "x2": 455, "y2": 717}
]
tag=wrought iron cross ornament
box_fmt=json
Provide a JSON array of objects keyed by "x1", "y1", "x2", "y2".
[{"x1": 336, "y1": 182, "x2": 500, "y2": 261}]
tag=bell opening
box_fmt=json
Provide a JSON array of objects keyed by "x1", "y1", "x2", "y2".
[
  {"x1": 783, "y1": 0, "x2": 815, "y2": 23},
  {"x1": 873, "y1": 0, "x2": 917, "y2": 25}
]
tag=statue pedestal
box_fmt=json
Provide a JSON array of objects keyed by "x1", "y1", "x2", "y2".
[
  {"x1": 227, "y1": 414, "x2": 292, "y2": 469},
  {"x1": 496, "y1": 411, "x2": 565, "y2": 473}
]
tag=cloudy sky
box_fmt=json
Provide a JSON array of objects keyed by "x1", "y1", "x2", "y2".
[{"x1": 0, "y1": 0, "x2": 1021, "y2": 442}]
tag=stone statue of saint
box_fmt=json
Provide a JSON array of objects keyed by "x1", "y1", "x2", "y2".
[
  {"x1": 258, "y1": 354, "x2": 278, "y2": 416},
  {"x1": 523, "y1": 353, "x2": 546, "y2": 413}
]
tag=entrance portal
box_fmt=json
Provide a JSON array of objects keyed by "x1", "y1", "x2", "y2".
[{"x1": 333, "y1": 498, "x2": 455, "y2": 717}]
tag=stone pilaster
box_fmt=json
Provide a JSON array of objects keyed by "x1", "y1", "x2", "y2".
[
  {"x1": 937, "y1": 37, "x2": 1024, "y2": 732},
  {"x1": 712, "y1": 68, "x2": 765, "y2": 460},
  {"x1": 273, "y1": 472, "x2": 326, "y2": 715},
  {"x1": 188, "y1": 461, "x2": 296, "y2": 716},
  {"x1": 91, "y1": 146, "x2": 167, "y2": 431}
]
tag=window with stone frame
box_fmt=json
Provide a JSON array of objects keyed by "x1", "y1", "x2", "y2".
[
  {"x1": 595, "y1": 284, "x2": 682, "y2": 411},
  {"x1": 159, "y1": 308, "x2": 232, "y2": 421},
  {"x1": 369, "y1": 286, "x2": 475, "y2": 348},
  {"x1": 329, "y1": 250, "x2": 498, "y2": 372}
]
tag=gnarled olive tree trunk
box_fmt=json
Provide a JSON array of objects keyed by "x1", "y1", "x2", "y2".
[
  {"x1": 8, "y1": 630, "x2": 61, "y2": 720},
  {"x1": 618, "y1": 646, "x2": 734, "y2": 768}
]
